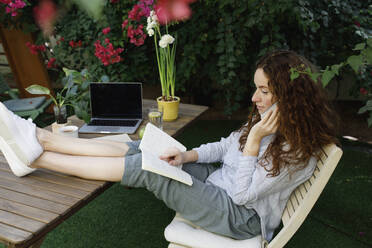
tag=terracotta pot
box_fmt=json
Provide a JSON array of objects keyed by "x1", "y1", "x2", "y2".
[{"x1": 157, "y1": 96, "x2": 180, "y2": 121}]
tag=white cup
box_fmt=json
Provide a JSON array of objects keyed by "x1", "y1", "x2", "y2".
[{"x1": 59, "y1": 125, "x2": 79, "y2": 138}]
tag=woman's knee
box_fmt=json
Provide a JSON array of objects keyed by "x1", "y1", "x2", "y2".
[{"x1": 125, "y1": 140, "x2": 141, "y2": 156}]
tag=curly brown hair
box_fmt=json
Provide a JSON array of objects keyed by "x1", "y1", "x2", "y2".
[{"x1": 239, "y1": 50, "x2": 339, "y2": 177}]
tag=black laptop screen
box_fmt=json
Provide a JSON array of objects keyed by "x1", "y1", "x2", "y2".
[{"x1": 90, "y1": 83, "x2": 142, "y2": 119}]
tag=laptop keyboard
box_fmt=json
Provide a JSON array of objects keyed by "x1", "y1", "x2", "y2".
[{"x1": 88, "y1": 119, "x2": 138, "y2": 127}]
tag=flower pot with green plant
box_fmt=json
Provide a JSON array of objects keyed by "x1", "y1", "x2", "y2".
[
  {"x1": 147, "y1": 10, "x2": 180, "y2": 121},
  {"x1": 26, "y1": 84, "x2": 70, "y2": 125}
]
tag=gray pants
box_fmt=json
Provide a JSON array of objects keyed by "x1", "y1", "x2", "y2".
[{"x1": 121, "y1": 141, "x2": 261, "y2": 240}]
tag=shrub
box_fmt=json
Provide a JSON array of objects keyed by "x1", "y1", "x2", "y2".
[{"x1": 1, "y1": 0, "x2": 370, "y2": 118}]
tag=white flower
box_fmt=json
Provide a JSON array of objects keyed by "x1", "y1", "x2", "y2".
[
  {"x1": 159, "y1": 34, "x2": 175, "y2": 48},
  {"x1": 147, "y1": 21, "x2": 157, "y2": 30},
  {"x1": 147, "y1": 28, "x2": 154, "y2": 36}
]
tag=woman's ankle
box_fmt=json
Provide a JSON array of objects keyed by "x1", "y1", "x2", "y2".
[{"x1": 36, "y1": 128, "x2": 50, "y2": 151}]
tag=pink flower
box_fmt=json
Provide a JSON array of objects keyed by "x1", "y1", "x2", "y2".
[
  {"x1": 94, "y1": 40, "x2": 124, "y2": 66},
  {"x1": 33, "y1": 0, "x2": 57, "y2": 36},
  {"x1": 155, "y1": 0, "x2": 196, "y2": 24},
  {"x1": 26, "y1": 42, "x2": 46, "y2": 54},
  {"x1": 69, "y1": 40, "x2": 75, "y2": 48},
  {"x1": 77, "y1": 40, "x2": 82, "y2": 47},
  {"x1": 121, "y1": 19, "x2": 129, "y2": 29},
  {"x1": 102, "y1": 27, "x2": 111, "y2": 35},
  {"x1": 110, "y1": 0, "x2": 119, "y2": 3},
  {"x1": 360, "y1": 88, "x2": 368, "y2": 95},
  {"x1": 354, "y1": 21, "x2": 361, "y2": 27},
  {"x1": 3, "y1": 0, "x2": 26, "y2": 16}
]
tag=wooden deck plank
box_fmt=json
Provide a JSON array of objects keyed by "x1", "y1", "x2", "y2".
[
  {"x1": 0, "y1": 169, "x2": 91, "y2": 198},
  {"x1": 0, "y1": 187, "x2": 68, "y2": 214},
  {"x1": 0, "y1": 198, "x2": 58, "y2": 223},
  {"x1": 0, "y1": 160, "x2": 104, "y2": 191},
  {"x1": 0, "y1": 222, "x2": 32, "y2": 244},
  {"x1": 0, "y1": 210, "x2": 45, "y2": 233},
  {"x1": 29, "y1": 170, "x2": 106, "y2": 190},
  {"x1": 0, "y1": 178, "x2": 79, "y2": 205}
]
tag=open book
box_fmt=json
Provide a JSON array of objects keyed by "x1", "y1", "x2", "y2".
[{"x1": 139, "y1": 123, "x2": 193, "y2": 186}]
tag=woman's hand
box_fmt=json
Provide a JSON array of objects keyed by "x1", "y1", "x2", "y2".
[
  {"x1": 159, "y1": 147, "x2": 184, "y2": 166},
  {"x1": 243, "y1": 108, "x2": 279, "y2": 156},
  {"x1": 251, "y1": 107, "x2": 279, "y2": 139}
]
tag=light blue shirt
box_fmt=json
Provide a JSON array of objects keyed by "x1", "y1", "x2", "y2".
[{"x1": 193, "y1": 130, "x2": 317, "y2": 241}]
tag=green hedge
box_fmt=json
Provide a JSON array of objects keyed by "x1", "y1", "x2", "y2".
[{"x1": 5, "y1": 0, "x2": 369, "y2": 115}]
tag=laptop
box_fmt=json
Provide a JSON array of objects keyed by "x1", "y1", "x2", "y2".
[{"x1": 78, "y1": 82, "x2": 143, "y2": 134}]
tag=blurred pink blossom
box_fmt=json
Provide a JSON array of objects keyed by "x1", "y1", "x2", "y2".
[
  {"x1": 155, "y1": 0, "x2": 196, "y2": 24},
  {"x1": 33, "y1": 0, "x2": 57, "y2": 36}
]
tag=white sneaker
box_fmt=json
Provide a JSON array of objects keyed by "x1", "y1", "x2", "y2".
[{"x1": 0, "y1": 102, "x2": 43, "y2": 177}]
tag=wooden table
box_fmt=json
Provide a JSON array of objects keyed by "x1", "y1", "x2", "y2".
[{"x1": 0, "y1": 99, "x2": 208, "y2": 248}]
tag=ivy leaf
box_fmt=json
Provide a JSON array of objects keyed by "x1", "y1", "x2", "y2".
[
  {"x1": 290, "y1": 70, "x2": 300, "y2": 81},
  {"x1": 330, "y1": 63, "x2": 344, "y2": 76},
  {"x1": 309, "y1": 72, "x2": 321, "y2": 82},
  {"x1": 347, "y1": 55, "x2": 363, "y2": 73},
  {"x1": 321, "y1": 70, "x2": 335, "y2": 87}
]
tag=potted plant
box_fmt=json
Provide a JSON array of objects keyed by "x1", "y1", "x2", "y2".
[
  {"x1": 25, "y1": 68, "x2": 83, "y2": 128},
  {"x1": 147, "y1": 10, "x2": 180, "y2": 121}
]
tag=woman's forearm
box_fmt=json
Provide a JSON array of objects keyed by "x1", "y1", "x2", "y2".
[
  {"x1": 242, "y1": 133, "x2": 261, "y2": 157},
  {"x1": 182, "y1": 150, "x2": 198, "y2": 163}
]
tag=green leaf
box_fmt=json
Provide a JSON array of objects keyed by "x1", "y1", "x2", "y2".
[
  {"x1": 72, "y1": 0, "x2": 105, "y2": 20},
  {"x1": 330, "y1": 63, "x2": 344, "y2": 75},
  {"x1": 309, "y1": 72, "x2": 321, "y2": 82},
  {"x1": 25, "y1": 85, "x2": 50, "y2": 95},
  {"x1": 367, "y1": 38, "x2": 372, "y2": 48},
  {"x1": 261, "y1": 35, "x2": 269, "y2": 44},
  {"x1": 321, "y1": 70, "x2": 335, "y2": 87},
  {"x1": 347, "y1": 55, "x2": 363, "y2": 73},
  {"x1": 364, "y1": 47, "x2": 372, "y2": 65},
  {"x1": 368, "y1": 114, "x2": 372, "y2": 127},
  {"x1": 290, "y1": 71, "x2": 299, "y2": 81},
  {"x1": 358, "y1": 105, "x2": 369, "y2": 114},
  {"x1": 100, "y1": 75, "x2": 110, "y2": 82},
  {"x1": 63, "y1": 68, "x2": 75, "y2": 77},
  {"x1": 353, "y1": 42, "x2": 366, "y2": 51}
]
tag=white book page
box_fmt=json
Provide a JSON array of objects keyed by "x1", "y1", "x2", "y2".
[
  {"x1": 139, "y1": 123, "x2": 186, "y2": 154},
  {"x1": 141, "y1": 147, "x2": 193, "y2": 186},
  {"x1": 139, "y1": 123, "x2": 192, "y2": 186}
]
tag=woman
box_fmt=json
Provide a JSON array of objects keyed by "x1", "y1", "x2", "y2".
[{"x1": 0, "y1": 50, "x2": 338, "y2": 242}]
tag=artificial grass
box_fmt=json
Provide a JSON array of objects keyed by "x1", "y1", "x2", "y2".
[{"x1": 0, "y1": 120, "x2": 370, "y2": 247}]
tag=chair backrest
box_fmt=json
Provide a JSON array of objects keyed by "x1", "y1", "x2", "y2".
[{"x1": 267, "y1": 143, "x2": 343, "y2": 248}]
